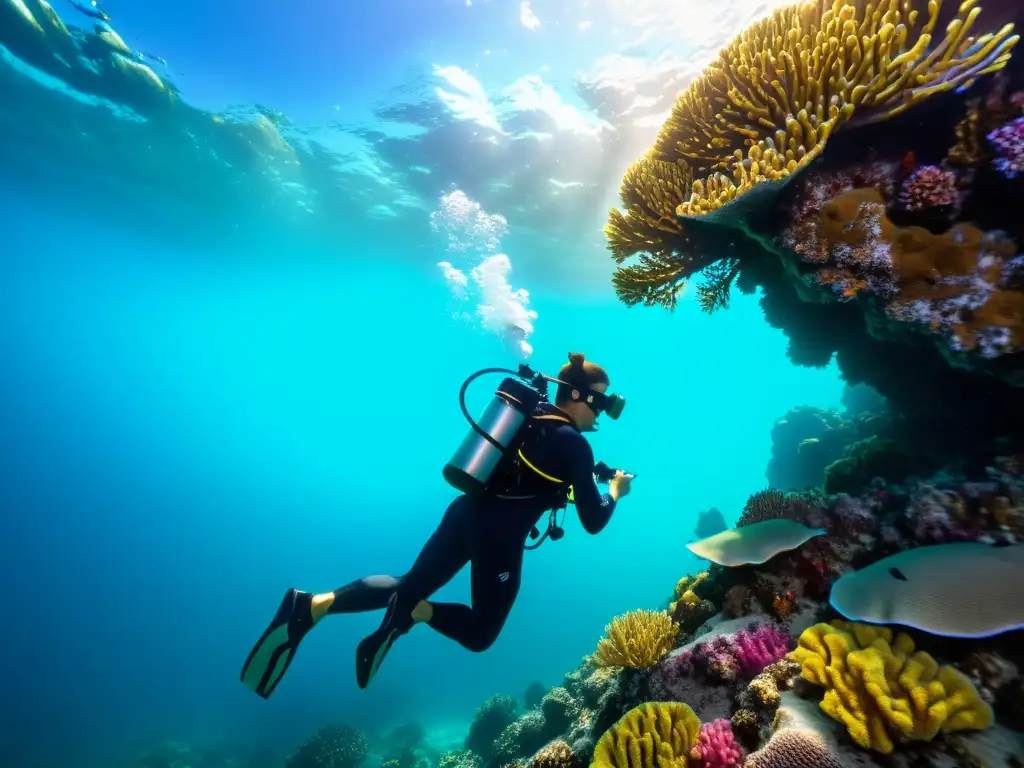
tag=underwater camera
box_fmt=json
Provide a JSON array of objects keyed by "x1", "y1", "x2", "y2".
[{"x1": 442, "y1": 360, "x2": 627, "y2": 497}]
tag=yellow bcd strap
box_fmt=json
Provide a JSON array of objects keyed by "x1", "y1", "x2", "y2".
[
  {"x1": 514, "y1": 411, "x2": 575, "y2": 498},
  {"x1": 516, "y1": 448, "x2": 564, "y2": 484}
]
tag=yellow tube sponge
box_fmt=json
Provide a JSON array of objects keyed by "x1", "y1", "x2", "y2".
[
  {"x1": 590, "y1": 702, "x2": 701, "y2": 768},
  {"x1": 788, "y1": 620, "x2": 993, "y2": 754},
  {"x1": 591, "y1": 609, "x2": 680, "y2": 669}
]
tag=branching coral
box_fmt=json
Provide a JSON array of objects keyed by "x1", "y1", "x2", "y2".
[
  {"x1": 787, "y1": 620, "x2": 994, "y2": 753},
  {"x1": 591, "y1": 610, "x2": 679, "y2": 669},
  {"x1": 606, "y1": 0, "x2": 1019, "y2": 308},
  {"x1": 737, "y1": 489, "x2": 810, "y2": 527},
  {"x1": 591, "y1": 702, "x2": 701, "y2": 768}
]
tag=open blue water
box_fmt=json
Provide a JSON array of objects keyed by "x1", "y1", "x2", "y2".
[{"x1": 0, "y1": 1, "x2": 845, "y2": 765}]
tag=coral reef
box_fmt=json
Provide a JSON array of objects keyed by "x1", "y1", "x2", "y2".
[
  {"x1": 286, "y1": 724, "x2": 368, "y2": 768},
  {"x1": 443, "y1": 456, "x2": 1024, "y2": 768},
  {"x1": 603, "y1": 0, "x2": 1024, "y2": 480},
  {"x1": 669, "y1": 573, "x2": 718, "y2": 636},
  {"x1": 606, "y1": 0, "x2": 1018, "y2": 304},
  {"x1": 530, "y1": 739, "x2": 574, "y2": 768},
  {"x1": 381, "y1": 723, "x2": 432, "y2": 768},
  {"x1": 524, "y1": 682, "x2": 548, "y2": 710},
  {"x1": 766, "y1": 402, "x2": 885, "y2": 491},
  {"x1": 466, "y1": 695, "x2": 519, "y2": 760}
]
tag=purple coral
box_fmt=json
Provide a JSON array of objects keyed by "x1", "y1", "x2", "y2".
[
  {"x1": 648, "y1": 652, "x2": 735, "y2": 720},
  {"x1": 693, "y1": 719, "x2": 743, "y2": 768},
  {"x1": 733, "y1": 624, "x2": 792, "y2": 677},
  {"x1": 676, "y1": 625, "x2": 791, "y2": 683},
  {"x1": 831, "y1": 493, "x2": 879, "y2": 538},
  {"x1": 898, "y1": 165, "x2": 959, "y2": 211},
  {"x1": 908, "y1": 485, "x2": 973, "y2": 543},
  {"x1": 988, "y1": 117, "x2": 1024, "y2": 178}
]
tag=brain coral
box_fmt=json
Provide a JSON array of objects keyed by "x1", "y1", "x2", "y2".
[
  {"x1": 591, "y1": 702, "x2": 701, "y2": 768},
  {"x1": 744, "y1": 729, "x2": 845, "y2": 768}
]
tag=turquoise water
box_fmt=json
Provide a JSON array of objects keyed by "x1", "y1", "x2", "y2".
[{"x1": 0, "y1": 1, "x2": 846, "y2": 766}]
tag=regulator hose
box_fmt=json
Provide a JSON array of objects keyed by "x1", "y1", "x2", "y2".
[{"x1": 457, "y1": 367, "x2": 523, "y2": 450}]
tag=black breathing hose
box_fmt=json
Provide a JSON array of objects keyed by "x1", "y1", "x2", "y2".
[{"x1": 457, "y1": 367, "x2": 522, "y2": 450}]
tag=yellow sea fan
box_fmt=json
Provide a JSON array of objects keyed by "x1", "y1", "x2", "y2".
[
  {"x1": 658, "y1": 0, "x2": 1018, "y2": 208},
  {"x1": 591, "y1": 609, "x2": 679, "y2": 669},
  {"x1": 607, "y1": 0, "x2": 1019, "y2": 307}
]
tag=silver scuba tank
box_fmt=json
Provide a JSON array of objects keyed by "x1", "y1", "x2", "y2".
[{"x1": 443, "y1": 377, "x2": 542, "y2": 496}]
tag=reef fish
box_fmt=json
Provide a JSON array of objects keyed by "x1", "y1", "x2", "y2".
[
  {"x1": 829, "y1": 542, "x2": 1024, "y2": 638},
  {"x1": 686, "y1": 519, "x2": 826, "y2": 567}
]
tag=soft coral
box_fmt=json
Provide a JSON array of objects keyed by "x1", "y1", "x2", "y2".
[{"x1": 691, "y1": 719, "x2": 743, "y2": 768}]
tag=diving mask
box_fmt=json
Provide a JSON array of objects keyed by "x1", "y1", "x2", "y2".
[{"x1": 584, "y1": 388, "x2": 626, "y2": 420}]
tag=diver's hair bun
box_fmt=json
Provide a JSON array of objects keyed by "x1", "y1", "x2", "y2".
[{"x1": 568, "y1": 352, "x2": 586, "y2": 367}]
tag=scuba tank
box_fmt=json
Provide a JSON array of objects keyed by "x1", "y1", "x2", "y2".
[
  {"x1": 443, "y1": 365, "x2": 546, "y2": 496},
  {"x1": 443, "y1": 362, "x2": 632, "y2": 550}
]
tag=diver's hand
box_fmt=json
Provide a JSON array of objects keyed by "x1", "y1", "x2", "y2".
[{"x1": 609, "y1": 470, "x2": 633, "y2": 500}]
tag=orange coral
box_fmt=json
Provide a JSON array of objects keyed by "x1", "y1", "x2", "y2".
[{"x1": 783, "y1": 187, "x2": 1024, "y2": 356}]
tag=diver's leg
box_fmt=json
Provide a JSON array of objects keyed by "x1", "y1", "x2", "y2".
[
  {"x1": 354, "y1": 496, "x2": 474, "y2": 688},
  {"x1": 313, "y1": 497, "x2": 472, "y2": 621},
  {"x1": 243, "y1": 497, "x2": 471, "y2": 697},
  {"x1": 425, "y1": 519, "x2": 524, "y2": 652}
]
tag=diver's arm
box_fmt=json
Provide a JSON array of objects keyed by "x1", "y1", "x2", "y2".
[{"x1": 566, "y1": 434, "x2": 616, "y2": 535}]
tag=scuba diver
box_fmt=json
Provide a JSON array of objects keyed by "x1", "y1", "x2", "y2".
[
  {"x1": 66, "y1": 0, "x2": 111, "y2": 23},
  {"x1": 240, "y1": 352, "x2": 633, "y2": 697}
]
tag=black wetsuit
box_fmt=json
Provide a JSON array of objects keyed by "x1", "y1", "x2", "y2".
[{"x1": 324, "y1": 419, "x2": 615, "y2": 651}]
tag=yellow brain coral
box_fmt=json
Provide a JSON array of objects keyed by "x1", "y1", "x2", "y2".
[
  {"x1": 591, "y1": 609, "x2": 680, "y2": 669},
  {"x1": 606, "y1": 0, "x2": 1019, "y2": 308},
  {"x1": 591, "y1": 702, "x2": 701, "y2": 768},
  {"x1": 787, "y1": 620, "x2": 993, "y2": 754}
]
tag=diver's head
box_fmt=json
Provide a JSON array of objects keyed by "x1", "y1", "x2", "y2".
[{"x1": 554, "y1": 352, "x2": 623, "y2": 432}]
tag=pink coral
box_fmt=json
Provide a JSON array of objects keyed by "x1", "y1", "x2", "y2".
[
  {"x1": 988, "y1": 116, "x2": 1024, "y2": 178},
  {"x1": 898, "y1": 165, "x2": 959, "y2": 211},
  {"x1": 733, "y1": 624, "x2": 791, "y2": 678},
  {"x1": 692, "y1": 719, "x2": 743, "y2": 768},
  {"x1": 679, "y1": 624, "x2": 792, "y2": 683}
]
